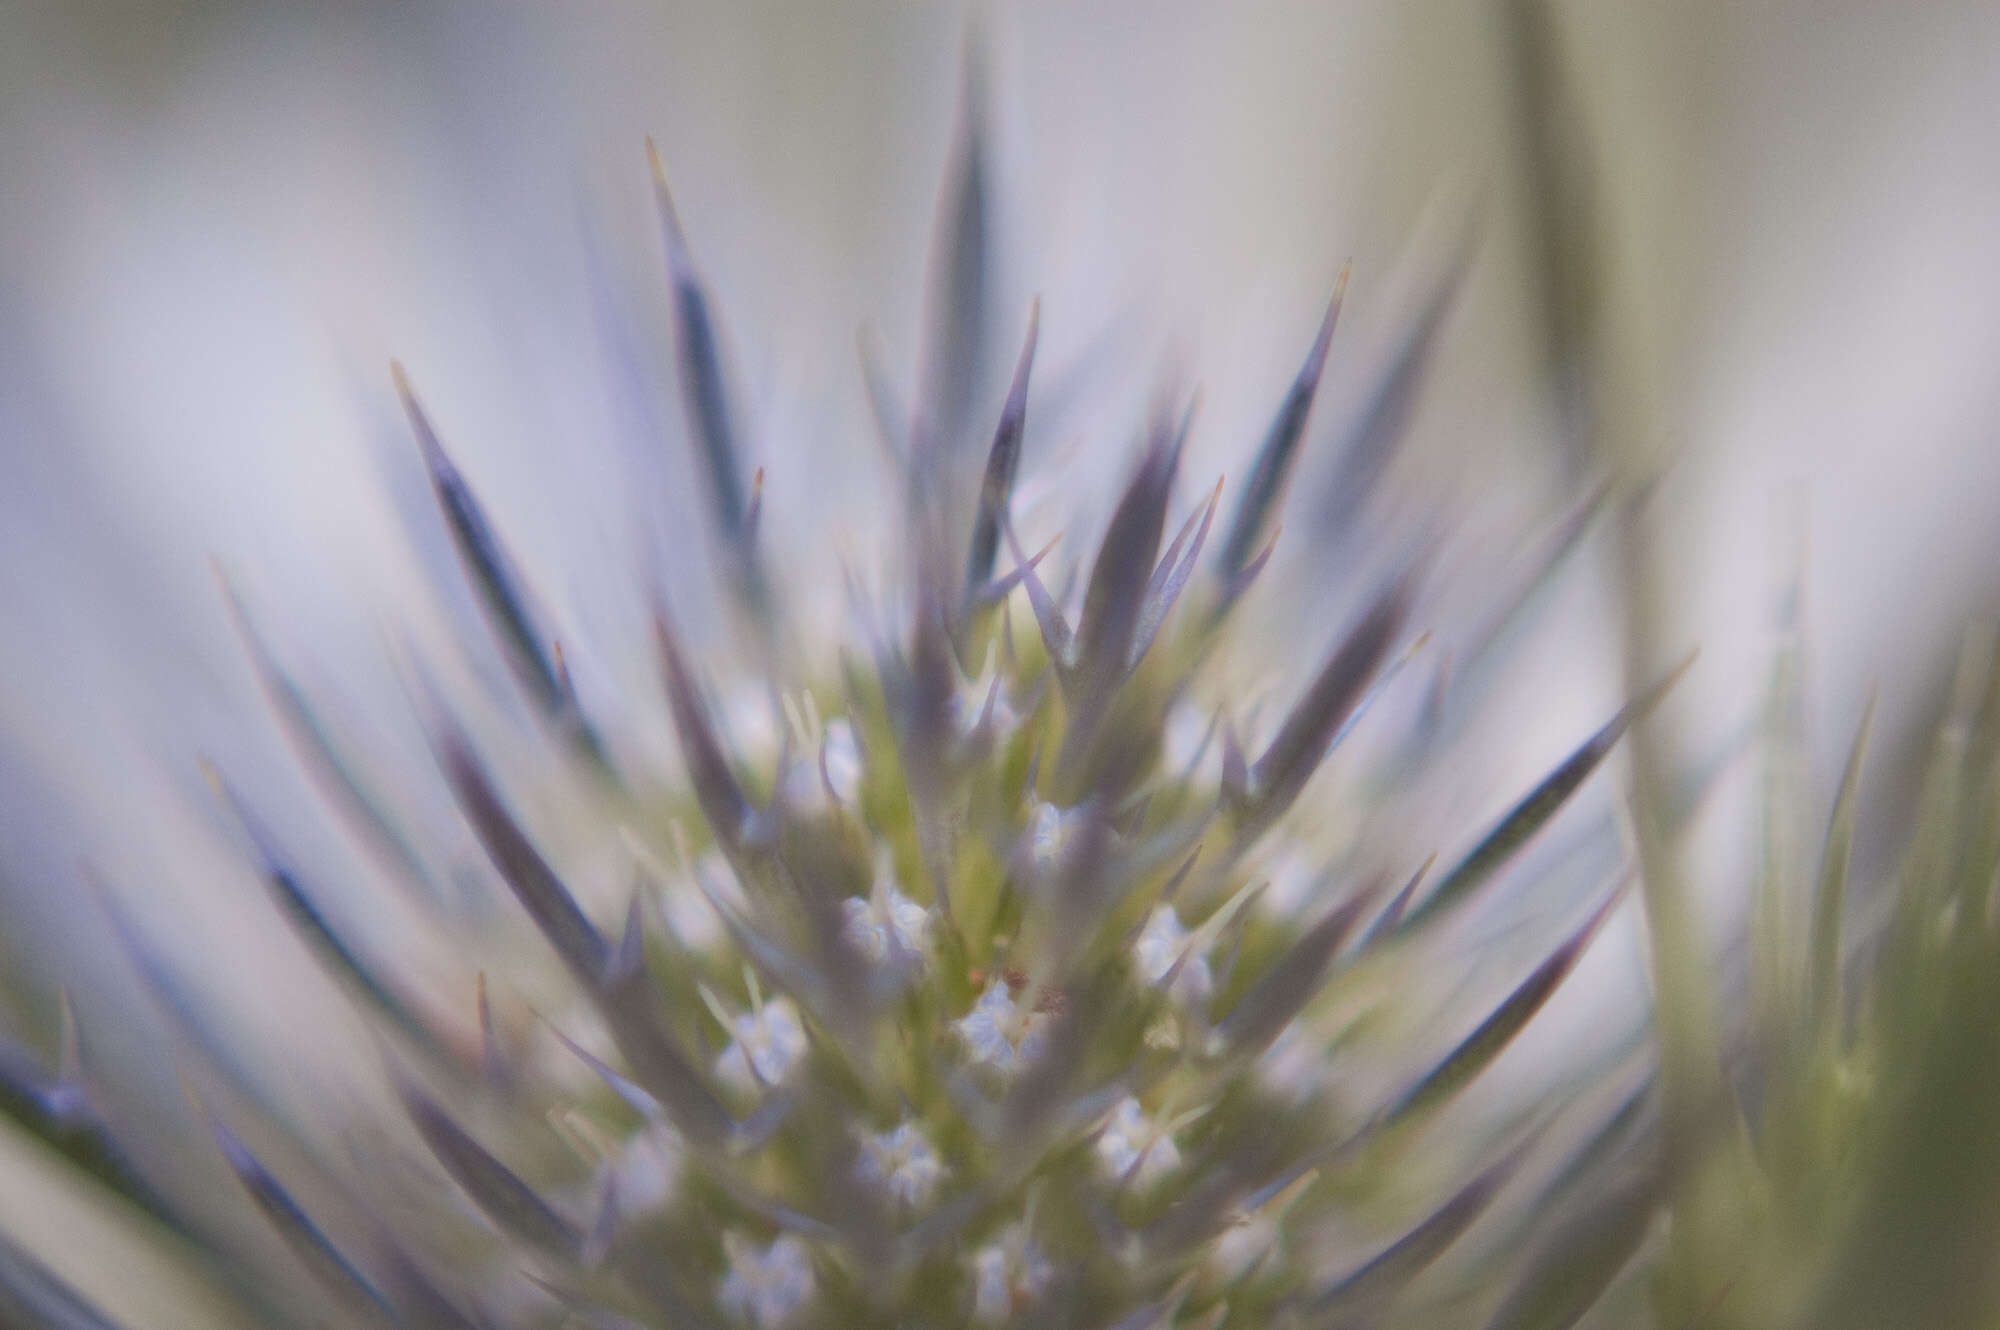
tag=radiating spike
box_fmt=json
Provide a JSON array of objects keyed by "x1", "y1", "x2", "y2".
[
  {"x1": 1319, "y1": 244, "x2": 1469, "y2": 537},
  {"x1": 1129, "y1": 476, "x2": 1223, "y2": 669},
  {"x1": 914, "y1": 47, "x2": 993, "y2": 460},
  {"x1": 965, "y1": 301, "x2": 1041, "y2": 599},
  {"x1": 202, "y1": 761, "x2": 443, "y2": 1057},
  {"x1": 858, "y1": 324, "x2": 911, "y2": 467},
  {"x1": 394, "y1": 1072, "x2": 582, "y2": 1258},
  {"x1": 1218, "y1": 271, "x2": 1346, "y2": 580},
  {"x1": 0, "y1": 1037, "x2": 186, "y2": 1244},
  {"x1": 1215, "y1": 522, "x2": 1281, "y2": 617},
  {"x1": 215, "y1": 565, "x2": 444, "y2": 908},
  {"x1": 475, "y1": 973, "x2": 512, "y2": 1091},
  {"x1": 1354, "y1": 854, "x2": 1438, "y2": 954},
  {"x1": 1101, "y1": 1273, "x2": 1197, "y2": 1330},
  {"x1": 0, "y1": 1227, "x2": 135, "y2": 1330},
  {"x1": 1246, "y1": 586, "x2": 1405, "y2": 829},
  {"x1": 1810, "y1": 691, "x2": 1875, "y2": 1038},
  {"x1": 1073, "y1": 429, "x2": 1178, "y2": 696},
  {"x1": 378, "y1": 1243, "x2": 487, "y2": 1330},
  {"x1": 88, "y1": 869, "x2": 282, "y2": 1121},
  {"x1": 1003, "y1": 515, "x2": 1075, "y2": 669},
  {"x1": 393, "y1": 363, "x2": 566, "y2": 717},
  {"x1": 1398, "y1": 652, "x2": 1693, "y2": 934},
  {"x1": 1219, "y1": 718, "x2": 1249, "y2": 809},
  {"x1": 434, "y1": 725, "x2": 609, "y2": 981},
  {"x1": 1214, "y1": 889, "x2": 1374, "y2": 1056},
  {"x1": 207, "y1": 1112, "x2": 395, "y2": 1321},
  {"x1": 605, "y1": 894, "x2": 647, "y2": 989},
  {"x1": 969, "y1": 533, "x2": 1060, "y2": 609},
  {"x1": 654, "y1": 614, "x2": 756, "y2": 850},
  {"x1": 548, "y1": 1024, "x2": 662, "y2": 1120},
  {"x1": 647, "y1": 140, "x2": 756, "y2": 565},
  {"x1": 596, "y1": 986, "x2": 737, "y2": 1149},
  {"x1": 1478, "y1": 1166, "x2": 1657, "y2": 1330},
  {"x1": 1312, "y1": 1141, "x2": 1528, "y2": 1316},
  {"x1": 1380, "y1": 883, "x2": 1624, "y2": 1131}
]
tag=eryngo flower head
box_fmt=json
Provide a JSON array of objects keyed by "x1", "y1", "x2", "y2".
[
  {"x1": 954, "y1": 977, "x2": 1050, "y2": 1077},
  {"x1": 8, "y1": 39, "x2": 1912, "y2": 1330}
]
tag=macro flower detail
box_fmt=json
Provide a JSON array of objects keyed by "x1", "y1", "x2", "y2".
[
  {"x1": 709, "y1": 987, "x2": 808, "y2": 1095},
  {"x1": 953, "y1": 978, "x2": 1050, "y2": 1077},
  {"x1": 1093, "y1": 1095, "x2": 1184, "y2": 1188},
  {"x1": 840, "y1": 848, "x2": 933, "y2": 974},
  {"x1": 1131, "y1": 902, "x2": 1212, "y2": 1004},
  {"x1": 852, "y1": 1120, "x2": 947, "y2": 1208},
  {"x1": 970, "y1": 1222, "x2": 1053, "y2": 1325},
  {"x1": 717, "y1": 1231, "x2": 817, "y2": 1329}
]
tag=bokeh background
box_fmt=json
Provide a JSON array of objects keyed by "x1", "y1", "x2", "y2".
[{"x1": 2, "y1": 2, "x2": 1998, "y2": 1323}]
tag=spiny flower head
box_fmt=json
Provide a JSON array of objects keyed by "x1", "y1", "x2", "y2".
[{"x1": 0, "y1": 59, "x2": 1797, "y2": 1330}]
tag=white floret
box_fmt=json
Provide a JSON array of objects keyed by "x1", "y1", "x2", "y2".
[{"x1": 717, "y1": 1232, "x2": 815, "y2": 1329}]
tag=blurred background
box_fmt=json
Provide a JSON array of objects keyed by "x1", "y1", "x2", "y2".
[{"x1": 1, "y1": 1, "x2": 1997, "y2": 1320}]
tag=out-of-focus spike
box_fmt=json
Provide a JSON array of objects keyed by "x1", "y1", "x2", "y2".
[
  {"x1": 1003, "y1": 516, "x2": 1075, "y2": 669},
  {"x1": 434, "y1": 725, "x2": 609, "y2": 982},
  {"x1": 1074, "y1": 427, "x2": 1179, "y2": 697},
  {"x1": 1810, "y1": 691, "x2": 1875, "y2": 1038},
  {"x1": 1478, "y1": 1165, "x2": 1657, "y2": 1330},
  {"x1": 1217, "y1": 270, "x2": 1346, "y2": 581},
  {"x1": 0, "y1": 1227, "x2": 136, "y2": 1330},
  {"x1": 394, "y1": 364, "x2": 566, "y2": 716},
  {"x1": 1129, "y1": 476, "x2": 1223, "y2": 670},
  {"x1": 1213, "y1": 888, "x2": 1374, "y2": 1056},
  {"x1": 1311, "y1": 1138, "x2": 1527, "y2": 1318},
  {"x1": 968, "y1": 533, "x2": 1060, "y2": 610},
  {"x1": 914, "y1": 45, "x2": 993, "y2": 461},
  {"x1": 1380, "y1": 882, "x2": 1625, "y2": 1131},
  {"x1": 654, "y1": 614, "x2": 757, "y2": 851},
  {"x1": 1214, "y1": 523, "x2": 1281, "y2": 618},
  {"x1": 1354, "y1": 854, "x2": 1438, "y2": 953},
  {"x1": 1101, "y1": 1272, "x2": 1197, "y2": 1330},
  {"x1": 742, "y1": 468, "x2": 765, "y2": 547},
  {"x1": 858, "y1": 324, "x2": 910, "y2": 467},
  {"x1": 202, "y1": 761, "x2": 444, "y2": 1059},
  {"x1": 206, "y1": 1110, "x2": 396, "y2": 1321},
  {"x1": 475, "y1": 973, "x2": 512, "y2": 1091},
  {"x1": 393, "y1": 1071, "x2": 582, "y2": 1259},
  {"x1": 964, "y1": 301, "x2": 1041, "y2": 601},
  {"x1": 1318, "y1": 242, "x2": 1470, "y2": 538},
  {"x1": 1244, "y1": 586, "x2": 1406, "y2": 831},
  {"x1": 214, "y1": 565, "x2": 444, "y2": 909},
  {"x1": 1398, "y1": 651, "x2": 1693, "y2": 935},
  {"x1": 647, "y1": 141, "x2": 758, "y2": 578},
  {"x1": 595, "y1": 975, "x2": 736, "y2": 1148}
]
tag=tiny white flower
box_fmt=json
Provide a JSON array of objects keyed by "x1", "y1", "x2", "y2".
[
  {"x1": 1131, "y1": 903, "x2": 1213, "y2": 1005},
  {"x1": 853, "y1": 1120, "x2": 947, "y2": 1208},
  {"x1": 713, "y1": 995, "x2": 807, "y2": 1094},
  {"x1": 820, "y1": 717, "x2": 863, "y2": 804},
  {"x1": 610, "y1": 1123, "x2": 682, "y2": 1216},
  {"x1": 841, "y1": 849, "x2": 933, "y2": 969},
  {"x1": 955, "y1": 980, "x2": 1050, "y2": 1076},
  {"x1": 1029, "y1": 800, "x2": 1080, "y2": 877},
  {"x1": 1094, "y1": 1096, "x2": 1182, "y2": 1188},
  {"x1": 718, "y1": 1231, "x2": 815, "y2": 1329},
  {"x1": 971, "y1": 1223, "x2": 1053, "y2": 1324}
]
